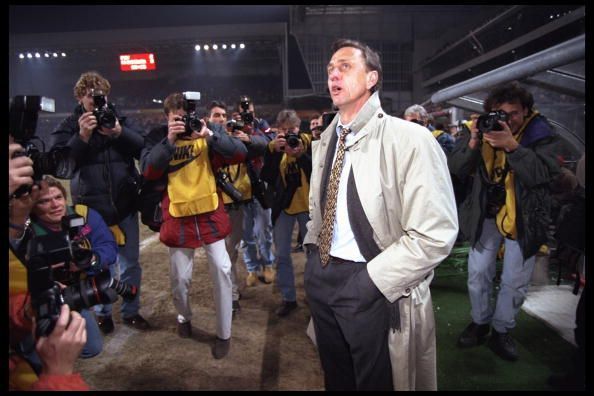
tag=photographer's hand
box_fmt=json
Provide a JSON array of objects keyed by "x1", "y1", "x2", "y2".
[
  {"x1": 97, "y1": 118, "x2": 122, "y2": 138},
  {"x1": 35, "y1": 304, "x2": 87, "y2": 376},
  {"x1": 272, "y1": 135, "x2": 287, "y2": 153},
  {"x1": 467, "y1": 115, "x2": 480, "y2": 150},
  {"x1": 8, "y1": 143, "x2": 34, "y2": 196},
  {"x1": 167, "y1": 119, "x2": 187, "y2": 144},
  {"x1": 78, "y1": 112, "x2": 97, "y2": 143},
  {"x1": 192, "y1": 123, "x2": 211, "y2": 140},
  {"x1": 482, "y1": 121, "x2": 519, "y2": 153},
  {"x1": 233, "y1": 130, "x2": 251, "y2": 143}
]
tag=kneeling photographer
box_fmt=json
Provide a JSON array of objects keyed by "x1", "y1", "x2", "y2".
[
  {"x1": 448, "y1": 81, "x2": 560, "y2": 362},
  {"x1": 11, "y1": 176, "x2": 126, "y2": 382},
  {"x1": 260, "y1": 109, "x2": 312, "y2": 317},
  {"x1": 9, "y1": 153, "x2": 88, "y2": 390}
]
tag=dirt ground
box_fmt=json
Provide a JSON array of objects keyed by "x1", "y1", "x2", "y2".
[{"x1": 74, "y1": 222, "x2": 325, "y2": 391}]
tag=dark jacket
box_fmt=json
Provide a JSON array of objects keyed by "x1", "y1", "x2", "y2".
[
  {"x1": 140, "y1": 122, "x2": 247, "y2": 248},
  {"x1": 50, "y1": 104, "x2": 145, "y2": 226},
  {"x1": 260, "y1": 132, "x2": 312, "y2": 224},
  {"x1": 448, "y1": 114, "x2": 560, "y2": 259}
]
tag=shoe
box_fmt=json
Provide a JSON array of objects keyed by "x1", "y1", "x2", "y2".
[
  {"x1": 96, "y1": 315, "x2": 114, "y2": 335},
  {"x1": 246, "y1": 272, "x2": 258, "y2": 287},
  {"x1": 276, "y1": 301, "x2": 298, "y2": 317},
  {"x1": 263, "y1": 266, "x2": 275, "y2": 284},
  {"x1": 457, "y1": 322, "x2": 490, "y2": 348},
  {"x1": 122, "y1": 314, "x2": 150, "y2": 330},
  {"x1": 177, "y1": 321, "x2": 192, "y2": 338},
  {"x1": 488, "y1": 330, "x2": 518, "y2": 361},
  {"x1": 232, "y1": 300, "x2": 241, "y2": 319},
  {"x1": 292, "y1": 243, "x2": 303, "y2": 253},
  {"x1": 212, "y1": 337, "x2": 231, "y2": 359}
]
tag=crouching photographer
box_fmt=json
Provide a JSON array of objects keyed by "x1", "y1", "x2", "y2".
[
  {"x1": 449, "y1": 81, "x2": 560, "y2": 362},
  {"x1": 10, "y1": 176, "x2": 132, "y2": 385},
  {"x1": 9, "y1": 155, "x2": 88, "y2": 390}
]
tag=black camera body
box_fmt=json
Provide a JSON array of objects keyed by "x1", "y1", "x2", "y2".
[
  {"x1": 226, "y1": 118, "x2": 245, "y2": 132},
  {"x1": 285, "y1": 132, "x2": 301, "y2": 149},
  {"x1": 9, "y1": 95, "x2": 71, "y2": 197},
  {"x1": 26, "y1": 214, "x2": 137, "y2": 337},
  {"x1": 239, "y1": 95, "x2": 254, "y2": 125},
  {"x1": 91, "y1": 89, "x2": 117, "y2": 129},
  {"x1": 477, "y1": 110, "x2": 508, "y2": 134},
  {"x1": 485, "y1": 182, "x2": 507, "y2": 218},
  {"x1": 216, "y1": 169, "x2": 243, "y2": 203},
  {"x1": 178, "y1": 91, "x2": 202, "y2": 138}
]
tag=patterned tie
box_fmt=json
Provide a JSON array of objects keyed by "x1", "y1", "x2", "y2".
[{"x1": 318, "y1": 126, "x2": 351, "y2": 267}]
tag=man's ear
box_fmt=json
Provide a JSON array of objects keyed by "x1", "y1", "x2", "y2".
[{"x1": 367, "y1": 71, "x2": 378, "y2": 90}]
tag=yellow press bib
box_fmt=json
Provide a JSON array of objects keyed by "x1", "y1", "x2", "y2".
[
  {"x1": 168, "y1": 138, "x2": 219, "y2": 217},
  {"x1": 221, "y1": 163, "x2": 253, "y2": 205}
]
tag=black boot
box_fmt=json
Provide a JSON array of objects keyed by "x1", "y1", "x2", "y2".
[{"x1": 457, "y1": 322, "x2": 490, "y2": 348}]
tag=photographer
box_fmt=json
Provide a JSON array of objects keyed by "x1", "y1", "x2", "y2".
[
  {"x1": 231, "y1": 95, "x2": 276, "y2": 288},
  {"x1": 15, "y1": 176, "x2": 118, "y2": 373},
  {"x1": 49, "y1": 71, "x2": 149, "y2": 334},
  {"x1": 449, "y1": 81, "x2": 560, "y2": 361},
  {"x1": 260, "y1": 109, "x2": 312, "y2": 317},
  {"x1": 9, "y1": 146, "x2": 89, "y2": 390},
  {"x1": 140, "y1": 92, "x2": 247, "y2": 358},
  {"x1": 209, "y1": 100, "x2": 272, "y2": 316}
]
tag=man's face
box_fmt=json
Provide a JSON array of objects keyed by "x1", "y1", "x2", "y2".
[
  {"x1": 493, "y1": 101, "x2": 528, "y2": 134},
  {"x1": 327, "y1": 46, "x2": 377, "y2": 113},
  {"x1": 79, "y1": 89, "x2": 97, "y2": 113},
  {"x1": 168, "y1": 108, "x2": 186, "y2": 123},
  {"x1": 33, "y1": 186, "x2": 67, "y2": 225},
  {"x1": 404, "y1": 112, "x2": 424, "y2": 125},
  {"x1": 310, "y1": 117, "x2": 321, "y2": 131},
  {"x1": 277, "y1": 122, "x2": 299, "y2": 137},
  {"x1": 209, "y1": 106, "x2": 227, "y2": 126}
]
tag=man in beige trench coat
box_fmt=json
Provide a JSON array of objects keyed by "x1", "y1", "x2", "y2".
[{"x1": 303, "y1": 38, "x2": 458, "y2": 391}]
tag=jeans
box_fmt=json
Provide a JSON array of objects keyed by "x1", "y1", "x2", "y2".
[
  {"x1": 274, "y1": 211, "x2": 309, "y2": 302},
  {"x1": 242, "y1": 200, "x2": 274, "y2": 273},
  {"x1": 467, "y1": 218, "x2": 536, "y2": 333},
  {"x1": 224, "y1": 205, "x2": 243, "y2": 301},
  {"x1": 95, "y1": 211, "x2": 142, "y2": 320}
]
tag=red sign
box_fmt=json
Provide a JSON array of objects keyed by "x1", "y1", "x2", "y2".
[{"x1": 119, "y1": 53, "x2": 156, "y2": 71}]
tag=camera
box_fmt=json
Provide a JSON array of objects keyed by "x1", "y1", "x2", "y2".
[
  {"x1": 285, "y1": 132, "x2": 301, "y2": 149},
  {"x1": 26, "y1": 214, "x2": 137, "y2": 337},
  {"x1": 179, "y1": 91, "x2": 203, "y2": 138},
  {"x1": 91, "y1": 89, "x2": 117, "y2": 129},
  {"x1": 239, "y1": 95, "x2": 254, "y2": 125},
  {"x1": 226, "y1": 118, "x2": 245, "y2": 132},
  {"x1": 9, "y1": 95, "x2": 72, "y2": 197},
  {"x1": 476, "y1": 110, "x2": 508, "y2": 134},
  {"x1": 216, "y1": 169, "x2": 243, "y2": 203},
  {"x1": 485, "y1": 182, "x2": 507, "y2": 218}
]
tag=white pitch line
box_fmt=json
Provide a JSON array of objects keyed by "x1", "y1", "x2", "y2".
[
  {"x1": 102, "y1": 233, "x2": 161, "y2": 354},
  {"x1": 140, "y1": 233, "x2": 160, "y2": 251}
]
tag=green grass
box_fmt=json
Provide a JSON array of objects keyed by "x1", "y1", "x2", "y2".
[{"x1": 432, "y1": 243, "x2": 577, "y2": 391}]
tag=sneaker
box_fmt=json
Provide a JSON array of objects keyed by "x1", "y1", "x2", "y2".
[
  {"x1": 488, "y1": 330, "x2": 518, "y2": 361},
  {"x1": 263, "y1": 266, "x2": 275, "y2": 284},
  {"x1": 177, "y1": 321, "x2": 192, "y2": 338},
  {"x1": 96, "y1": 315, "x2": 114, "y2": 335},
  {"x1": 212, "y1": 337, "x2": 231, "y2": 359},
  {"x1": 246, "y1": 272, "x2": 258, "y2": 287},
  {"x1": 457, "y1": 322, "x2": 490, "y2": 348},
  {"x1": 292, "y1": 243, "x2": 304, "y2": 253},
  {"x1": 122, "y1": 314, "x2": 150, "y2": 330},
  {"x1": 232, "y1": 300, "x2": 241, "y2": 319},
  {"x1": 276, "y1": 301, "x2": 298, "y2": 317}
]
